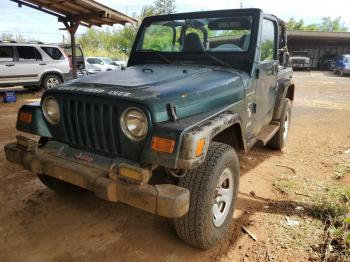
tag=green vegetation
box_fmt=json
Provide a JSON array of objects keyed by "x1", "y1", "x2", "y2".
[
  {"x1": 310, "y1": 187, "x2": 350, "y2": 259},
  {"x1": 286, "y1": 16, "x2": 349, "y2": 32},
  {"x1": 273, "y1": 173, "x2": 350, "y2": 259},
  {"x1": 332, "y1": 164, "x2": 350, "y2": 180}
]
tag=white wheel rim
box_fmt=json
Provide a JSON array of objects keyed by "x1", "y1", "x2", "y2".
[
  {"x1": 212, "y1": 168, "x2": 234, "y2": 227},
  {"x1": 283, "y1": 110, "x2": 289, "y2": 140},
  {"x1": 47, "y1": 78, "x2": 60, "y2": 88}
]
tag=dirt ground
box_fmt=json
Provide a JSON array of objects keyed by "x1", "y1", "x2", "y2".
[{"x1": 0, "y1": 71, "x2": 349, "y2": 262}]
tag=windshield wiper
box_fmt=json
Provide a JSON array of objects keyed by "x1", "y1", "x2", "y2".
[
  {"x1": 197, "y1": 50, "x2": 231, "y2": 68},
  {"x1": 139, "y1": 49, "x2": 173, "y2": 65}
]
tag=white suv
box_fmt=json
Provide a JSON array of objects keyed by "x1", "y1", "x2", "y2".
[{"x1": 0, "y1": 42, "x2": 72, "y2": 90}]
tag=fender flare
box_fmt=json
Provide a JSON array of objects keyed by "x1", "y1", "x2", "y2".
[
  {"x1": 273, "y1": 79, "x2": 294, "y2": 120},
  {"x1": 177, "y1": 111, "x2": 245, "y2": 169}
]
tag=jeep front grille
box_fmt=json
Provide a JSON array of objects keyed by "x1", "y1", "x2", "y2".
[
  {"x1": 60, "y1": 99, "x2": 120, "y2": 155},
  {"x1": 292, "y1": 59, "x2": 306, "y2": 64}
]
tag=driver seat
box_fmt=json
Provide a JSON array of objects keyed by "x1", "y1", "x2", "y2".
[{"x1": 183, "y1": 33, "x2": 204, "y2": 52}]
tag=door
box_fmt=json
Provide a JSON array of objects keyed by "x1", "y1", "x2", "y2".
[
  {"x1": 0, "y1": 46, "x2": 17, "y2": 85},
  {"x1": 15, "y1": 46, "x2": 44, "y2": 85},
  {"x1": 254, "y1": 18, "x2": 278, "y2": 134}
]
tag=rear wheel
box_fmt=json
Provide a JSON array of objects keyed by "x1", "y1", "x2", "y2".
[
  {"x1": 174, "y1": 142, "x2": 240, "y2": 249},
  {"x1": 37, "y1": 174, "x2": 82, "y2": 193},
  {"x1": 268, "y1": 98, "x2": 292, "y2": 150},
  {"x1": 42, "y1": 74, "x2": 62, "y2": 90}
]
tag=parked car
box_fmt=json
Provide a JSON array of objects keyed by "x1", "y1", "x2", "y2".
[
  {"x1": 85, "y1": 63, "x2": 102, "y2": 75},
  {"x1": 0, "y1": 42, "x2": 72, "y2": 89},
  {"x1": 112, "y1": 59, "x2": 127, "y2": 69},
  {"x1": 333, "y1": 55, "x2": 350, "y2": 76},
  {"x1": 328, "y1": 57, "x2": 338, "y2": 71},
  {"x1": 318, "y1": 54, "x2": 337, "y2": 71},
  {"x1": 59, "y1": 44, "x2": 86, "y2": 74},
  {"x1": 290, "y1": 51, "x2": 311, "y2": 70},
  {"x1": 5, "y1": 9, "x2": 294, "y2": 249},
  {"x1": 86, "y1": 57, "x2": 119, "y2": 71}
]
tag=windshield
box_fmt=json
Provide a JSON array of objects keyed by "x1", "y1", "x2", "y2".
[
  {"x1": 63, "y1": 46, "x2": 83, "y2": 57},
  {"x1": 137, "y1": 16, "x2": 252, "y2": 53},
  {"x1": 292, "y1": 51, "x2": 309, "y2": 57},
  {"x1": 102, "y1": 58, "x2": 113, "y2": 64},
  {"x1": 344, "y1": 57, "x2": 350, "y2": 63}
]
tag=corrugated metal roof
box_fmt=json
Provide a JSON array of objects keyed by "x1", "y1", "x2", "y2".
[{"x1": 11, "y1": 0, "x2": 137, "y2": 26}]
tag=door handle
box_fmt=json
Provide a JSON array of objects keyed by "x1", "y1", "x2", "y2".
[
  {"x1": 5, "y1": 64, "x2": 15, "y2": 67},
  {"x1": 39, "y1": 63, "x2": 47, "y2": 66}
]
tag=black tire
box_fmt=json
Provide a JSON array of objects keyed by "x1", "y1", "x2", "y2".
[
  {"x1": 42, "y1": 74, "x2": 62, "y2": 90},
  {"x1": 37, "y1": 174, "x2": 82, "y2": 193},
  {"x1": 268, "y1": 98, "x2": 292, "y2": 150},
  {"x1": 174, "y1": 142, "x2": 240, "y2": 249}
]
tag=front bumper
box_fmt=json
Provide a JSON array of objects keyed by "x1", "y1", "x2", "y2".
[
  {"x1": 292, "y1": 63, "x2": 309, "y2": 68},
  {"x1": 4, "y1": 137, "x2": 189, "y2": 218}
]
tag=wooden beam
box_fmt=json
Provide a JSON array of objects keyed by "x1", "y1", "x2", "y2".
[{"x1": 58, "y1": 11, "x2": 106, "y2": 22}]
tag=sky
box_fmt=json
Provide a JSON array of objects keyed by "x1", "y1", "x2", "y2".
[{"x1": 1, "y1": 0, "x2": 350, "y2": 43}]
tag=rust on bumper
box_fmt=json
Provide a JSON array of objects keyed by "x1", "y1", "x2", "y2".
[{"x1": 4, "y1": 140, "x2": 189, "y2": 218}]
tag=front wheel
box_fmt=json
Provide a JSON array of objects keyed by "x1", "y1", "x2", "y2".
[
  {"x1": 268, "y1": 98, "x2": 292, "y2": 150},
  {"x1": 174, "y1": 142, "x2": 240, "y2": 249}
]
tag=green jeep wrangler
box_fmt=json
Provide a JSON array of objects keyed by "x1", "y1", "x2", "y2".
[{"x1": 5, "y1": 8, "x2": 294, "y2": 249}]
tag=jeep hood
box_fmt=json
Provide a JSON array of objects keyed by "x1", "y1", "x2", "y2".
[{"x1": 50, "y1": 65, "x2": 247, "y2": 122}]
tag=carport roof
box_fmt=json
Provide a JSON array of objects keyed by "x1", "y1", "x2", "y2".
[
  {"x1": 11, "y1": 0, "x2": 137, "y2": 27},
  {"x1": 287, "y1": 30, "x2": 350, "y2": 42}
]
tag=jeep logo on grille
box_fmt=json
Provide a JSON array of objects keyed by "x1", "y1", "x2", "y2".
[{"x1": 75, "y1": 152, "x2": 94, "y2": 163}]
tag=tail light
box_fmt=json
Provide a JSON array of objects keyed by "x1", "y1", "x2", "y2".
[{"x1": 60, "y1": 47, "x2": 73, "y2": 71}]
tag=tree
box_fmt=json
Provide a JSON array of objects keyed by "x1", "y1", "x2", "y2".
[
  {"x1": 319, "y1": 17, "x2": 348, "y2": 32},
  {"x1": 286, "y1": 16, "x2": 348, "y2": 32},
  {"x1": 286, "y1": 18, "x2": 306, "y2": 31},
  {"x1": 153, "y1": 0, "x2": 176, "y2": 14}
]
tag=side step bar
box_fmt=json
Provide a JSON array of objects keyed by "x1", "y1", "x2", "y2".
[{"x1": 257, "y1": 121, "x2": 280, "y2": 146}]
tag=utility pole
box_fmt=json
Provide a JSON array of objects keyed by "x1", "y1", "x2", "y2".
[{"x1": 240, "y1": 1, "x2": 243, "y2": 8}]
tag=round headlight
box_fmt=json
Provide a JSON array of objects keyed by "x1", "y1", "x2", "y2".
[
  {"x1": 42, "y1": 97, "x2": 60, "y2": 124},
  {"x1": 121, "y1": 108, "x2": 148, "y2": 141}
]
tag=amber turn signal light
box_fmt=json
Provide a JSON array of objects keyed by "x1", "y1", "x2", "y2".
[
  {"x1": 18, "y1": 111, "x2": 32, "y2": 124},
  {"x1": 196, "y1": 138, "x2": 205, "y2": 157},
  {"x1": 152, "y1": 136, "x2": 176, "y2": 154}
]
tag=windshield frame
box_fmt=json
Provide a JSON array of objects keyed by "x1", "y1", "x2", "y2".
[{"x1": 128, "y1": 9, "x2": 262, "y2": 72}]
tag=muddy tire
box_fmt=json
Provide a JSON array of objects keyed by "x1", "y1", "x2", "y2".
[
  {"x1": 174, "y1": 142, "x2": 240, "y2": 249},
  {"x1": 268, "y1": 98, "x2": 292, "y2": 150},
  {"x1": 37, "y1": 174, "x2": 82, "y2": 193},
  {"x1": 42, "y1": 74, "x2": 62, "y2": 90}
]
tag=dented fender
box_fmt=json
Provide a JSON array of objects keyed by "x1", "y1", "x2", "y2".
[
  {"x1": 177, "y1": 111, "x2": 244, "y2": 169},
  {"x1": 141, "y1": 107, "x2": 245, "y2": 170}
]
